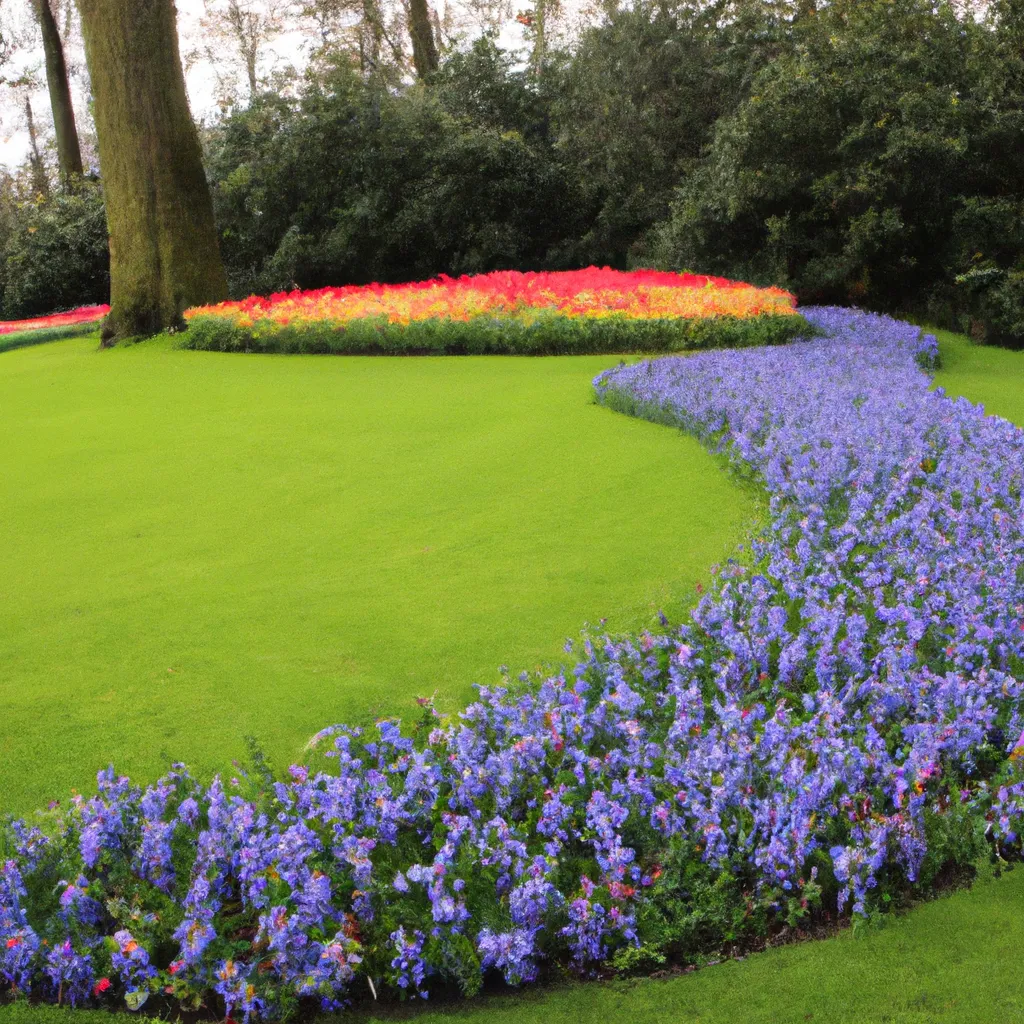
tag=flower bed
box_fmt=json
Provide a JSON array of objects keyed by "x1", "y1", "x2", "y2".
[
  {"x1": 0, "y1": 306, "x2": 109, "y2": 353},
  {"x1": 4, "y1": 308, "x2": 1024, "y2": 1021},
  {"x1": 182, "y1": 268, "x2": 803, "y2": 355}
]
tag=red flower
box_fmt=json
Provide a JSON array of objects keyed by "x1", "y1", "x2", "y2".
[
  {"x1": 0, "y1": 304, "x2": 109, "y2": 336},
  {"x1": 5, "y1": 937, "x2": 22, "y2": 949},
  {"x1": 93, "y1": 978, "x2": 111, "y2": 997},
  {"x1": 168, "y1": 960, "x2": 183, "y2": 975}
]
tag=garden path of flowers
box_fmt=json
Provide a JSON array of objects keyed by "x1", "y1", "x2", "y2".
[{"x1": 3, "y1": 307, "x2": 1024, "y2": 1021}]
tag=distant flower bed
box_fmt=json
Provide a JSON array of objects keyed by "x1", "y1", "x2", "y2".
[
  {"x1": 0, "y1": 305, "x2": 109, "y2": 353},
  {"x1": 5, "y1": 308, "x2": 1024, "y2": 1022},
  {"x1": 0, "y1": 305, "x2": 109, "y2": 336},
  {"x1": 182, "y1": 268, "x2": 803, "y2": 355}
]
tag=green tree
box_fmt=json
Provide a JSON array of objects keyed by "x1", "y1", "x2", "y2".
[
  {"x1": 551, "y1": 0, "x2": 785, "y2": 267},
  {"x1": 649, "y1": 0, "x2": 981, "y2": 309}
]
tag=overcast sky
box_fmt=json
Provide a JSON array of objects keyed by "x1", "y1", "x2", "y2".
[
  {"x1": 0, "y1": 0, "x2": 305, "y2": 169},
  {"x1": 0, "y1": 0, "x2": 534, "y2": 171}
]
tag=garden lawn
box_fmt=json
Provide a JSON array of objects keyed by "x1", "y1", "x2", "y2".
[
  {"x1": 932, "y1": 328, "x2": 1024, "y2": 422},
  {"x1": 0, "y1": 336, "x2": 754, "y2": 814}
]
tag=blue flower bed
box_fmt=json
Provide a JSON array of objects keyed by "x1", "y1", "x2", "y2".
[{"x1": 3, "y1": 307, "x2": 1024, "y2": 1021}]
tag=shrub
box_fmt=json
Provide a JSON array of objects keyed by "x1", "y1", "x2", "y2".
[
  {"x1": 0, "y1": 183, "x2": 109, "y2": 321},
  {"x1": 206, "y1": 42, "x2": 577, "y2": 299}
]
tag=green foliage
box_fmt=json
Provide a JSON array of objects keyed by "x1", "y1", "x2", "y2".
[
  {"x1": 182, "y1": 310, "x2": 807, "y2": 355},
  {"x1": 547, "y1": 0, "x2": 789, "y2": 267},
  {"x1": 0, "y1": 181, "x2": 109, "y2": 319},
  {"x1": 606, "y1": 943, "x2": 666, "y2": 975},
  {"x1": 206, "y1": 40, "x2": 575, "y2": 298},
  {"x1": 2, "y1": 1, "x2": 1023, "y2": 345},
  {"x1": 0, "y1": 323, "x2": 102, "y2": 355},
  {"x1": 646, "y1": 0, "x2": 1024, "y2": 342}
]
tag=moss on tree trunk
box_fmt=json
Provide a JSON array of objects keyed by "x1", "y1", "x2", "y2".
[
  {"x1": 77, "y1": 0, "x2": 228, "y2": 342},
  {"x1": 34, "y1": 0, "x2": 83, "y2": 185},
  {"x1": 408, "y1": 0, "x2": 439, "y2": 79}
]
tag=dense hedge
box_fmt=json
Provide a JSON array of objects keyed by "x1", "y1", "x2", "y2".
[
  {"x1": 181, "y1": 311, "x2": 808, "y2": 356},
  {"x1": 0, "y1": 184, "x2": 109, "y2": 321}
]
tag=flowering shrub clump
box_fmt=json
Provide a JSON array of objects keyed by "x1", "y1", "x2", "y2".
[
  {"x1": 4, "y1": 307, "x2": 1024, "y2": 1021},
  {"x1": 182, "y1": 268, "x2": 802, "y2": 355}
]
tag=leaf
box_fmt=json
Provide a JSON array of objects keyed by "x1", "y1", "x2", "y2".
[{"x1": 125, "y1": 990, "x2": 149, "y2": 1012}]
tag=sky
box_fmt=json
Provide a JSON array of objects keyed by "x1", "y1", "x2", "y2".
[
  {"x1": 0, "y1": 0, "x2": 310, "y2": 170},
  {"x1": 0, "y1": 0, "x2": 536, "y2": 171}
]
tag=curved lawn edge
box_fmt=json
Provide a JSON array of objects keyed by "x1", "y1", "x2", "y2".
[
  {"x1": 180, "y1": 311, "x2": 807, "y2": 356},
  {"x1": 4, "y1": 309, "x2": 1024, "y2": 1021},
  {"x1": 0, "y1": 306, "x2": 109, "y2": 354},
  {"x1": 0, "y1": 323, "x2": 103, "y2": 355}
]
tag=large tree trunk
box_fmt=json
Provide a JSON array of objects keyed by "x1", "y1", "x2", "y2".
[
  {"x1": 77, "y1": 0, "x2": 228, "y2": 342},
  {"x1": 408, "y1": 0, "x2": 439, "y2": 79},
  {"x1": 33, "y1": 0, "x2": 83, "y2": 185}
]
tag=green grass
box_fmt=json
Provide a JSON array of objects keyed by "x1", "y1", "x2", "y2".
[
  {"x1": 0, "y1": 336, "x2": 755, "y2": 814},
  {"x1": 0, "y1": 323, "x2": 106, "y2": 355},
  {"x1": 2, "y1": 327, "x2": 1023, "y2": 1024},
  {"x1": 932, "y1": 328, "x2": 1024, "y2": 422}
]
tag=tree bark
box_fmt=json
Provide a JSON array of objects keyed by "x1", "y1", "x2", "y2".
[
  {"x1": 408, "y1": 0, "x2": 439, "y2": 79},
  {"x1": 24, "y1": 97, "x2": 51, "y2": 198},
  {"x1": 33, "y1": 0, "x2": 83, "y2": 185},
  {"x1": 77, "y1": 0, "x2": 228, "y2": 342}
]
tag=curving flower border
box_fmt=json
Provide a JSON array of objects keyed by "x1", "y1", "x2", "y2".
[{"x1": 4, "y1": 308, "x2": 1024, "y2": 1021}]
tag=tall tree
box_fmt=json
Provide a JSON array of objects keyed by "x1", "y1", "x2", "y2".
[
  {"x1": 408, "y1": 0, "x2": 439, "y2": 78},
  {"x1": 32, "y1": 0, "x2": 83, "y2": 185},
  {"x1": 199, "y1": 0, "x2": 288, "y2": 101},
  {"x1": 519, "y1": 0, "x2": 561, "y2": 78},
  {"x1": 23, "y1": 94, "x2": 50, "y2": 197},
  {"x1": 77, "y1": 0, "x2": 228, "y2": 342}
]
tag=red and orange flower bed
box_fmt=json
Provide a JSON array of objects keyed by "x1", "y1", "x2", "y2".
[
  {"x1": 183, "y1": 268, "x2": 804, "y2": 355},
  {"x1": 0, "y1": 304, "x2": 109, "y2": 352}
]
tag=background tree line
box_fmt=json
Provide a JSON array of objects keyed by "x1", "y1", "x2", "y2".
[{"x1": 2, "y1": 0, "x2": 1023, "y2": 344}]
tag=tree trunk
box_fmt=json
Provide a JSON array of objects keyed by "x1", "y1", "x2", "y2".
[
  {"x1": 33, "y1": 0, "x2": 83, "y2": 185},
  {"x1": 77, "y1": 0, "x2": 228, "y2": 342},
  {"x1": 532, "y1": 0, "x2": 548, "y2": 78},
  {"x1": 408, "y1": 0, "x2": 439, "y2": 79},
  {"x1": 24, "y1": 97, "x2": 51, "y2": 198}
]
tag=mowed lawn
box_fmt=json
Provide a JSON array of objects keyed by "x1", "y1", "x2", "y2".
[
  {"x1": 0, "y1": 336, "x2": 754, "y2": 814},
  {"x1": 933, "y1": 328, "x2": 1024, "y2": 422}
]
